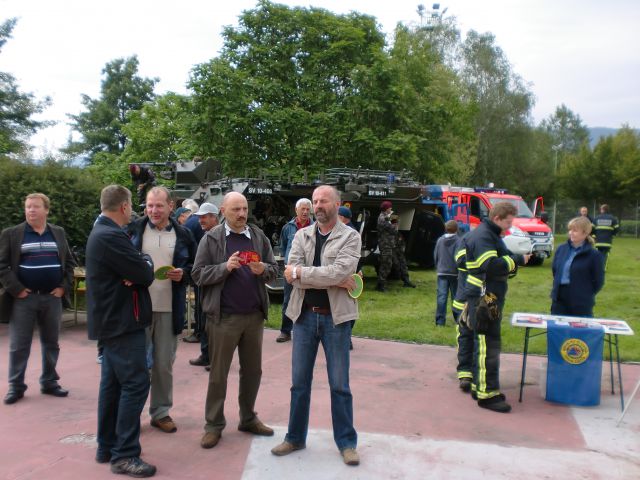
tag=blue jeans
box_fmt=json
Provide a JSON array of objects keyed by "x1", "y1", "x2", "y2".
[
  {"x1": 97, "y1": 330, "x2": 150, "y2": 462},
  {"x1": 285, "y1": 310, "x2": 357, "y2": 450},
  {"x1": 435, "y1": 275, "x2": 458, "y2": 325}
]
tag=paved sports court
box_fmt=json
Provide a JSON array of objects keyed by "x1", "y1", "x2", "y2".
[{"x1": 0, "y1": 315, "x2": 638, "y2": 479}]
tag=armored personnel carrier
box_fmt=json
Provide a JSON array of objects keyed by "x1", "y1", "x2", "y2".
[{"x1": 162, "y1": 162, "x2": 459, "y2": 294}]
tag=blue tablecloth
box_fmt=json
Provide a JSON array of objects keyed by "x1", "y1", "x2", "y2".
[{"x1": 546, "y1": 320, "x2": 604, "y2": 406}]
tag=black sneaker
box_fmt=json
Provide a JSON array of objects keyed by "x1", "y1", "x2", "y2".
[{"x1": 110, "y1": 457, "x2": 156, "y2": 477}]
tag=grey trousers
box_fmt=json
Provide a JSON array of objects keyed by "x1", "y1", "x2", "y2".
[
  {"x1": 147, "y1": 312, "x2": 178, "y2": 420},
  {"x1": 8, "y1": 293, "x2": 62, "y2": 392},
  {"x1": 204, "y1": 311, "x2": 264, "y2": 434}
]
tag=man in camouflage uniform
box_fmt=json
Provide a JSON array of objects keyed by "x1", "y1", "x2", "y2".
[{"x1": 376, "y1": 201, "x2": 415, "y2": 292}]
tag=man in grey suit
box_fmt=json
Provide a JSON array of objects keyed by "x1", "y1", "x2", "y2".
[{"x1": 0, "y1": 193, "x2": 76, "y2": 405}]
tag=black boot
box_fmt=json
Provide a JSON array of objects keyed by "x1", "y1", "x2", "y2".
[
  {"x1": 375, "y1": 282, "x2": 386, "y2": 292},
  {"x1": 402, "y1": 278, "x2": 416, "y2": 288}
]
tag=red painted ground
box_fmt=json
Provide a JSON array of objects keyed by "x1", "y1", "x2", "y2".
[{"x1": 0, "y1": 315, "x2": 638, "y2": 479}]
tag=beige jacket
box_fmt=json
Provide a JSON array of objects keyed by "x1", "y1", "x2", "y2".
[{"x1": 285, "y1": 220, "x2": 361, "y2": 325}]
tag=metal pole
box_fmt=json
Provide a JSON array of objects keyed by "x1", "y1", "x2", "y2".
[
  {"x1": 552, "y1": 148, "x2": 559, "y2": 233},
  {"x1": 636, "y1": 198, "x2": 640, "y2": 238}
]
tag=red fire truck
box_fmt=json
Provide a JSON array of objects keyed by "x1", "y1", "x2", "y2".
[{"x1": 425, "y1": 185, "x2": 553, "y2": 265}]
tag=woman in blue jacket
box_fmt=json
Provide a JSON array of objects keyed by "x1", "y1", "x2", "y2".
[{"x1": 551, "y1": 216, "x2": 605, "y2": 317}]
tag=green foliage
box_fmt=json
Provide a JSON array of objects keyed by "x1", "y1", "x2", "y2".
[
  {"x1": 540, "y1": 104, "x2": 590, "y2": 154},
  {"x1": 187, "y1": 1, "x2": 474, "y2": 180},
  {"x1": 0, "y1": 18, "x2": 51, "y2": 155},
  {"x1": 265, "y1": 236, "x2": 640, "y2": 361},
  {"x1": 0, "y1": 158, "x2": 102, "y2": 251},
  {"x1": 65, "y1": 56, "x2": 158, "y2": 161},
  {"x1": 122, "y1": 93, "x2": 197, "y2": 164},
  {"x1": 611, "y1": 125, "x2": 640, "y2": 200},
  {"x1": 559, "y1": 127, "x2": 640, "y2": 210},
  {"x1": 387, "y1": 25, "x2": 476, "y2": 183},
  {"x1": 456, "y1": 30, "x2": 535, "y2": 190},
  {"x1": 189, "y1": 1, "x2": 389, "y2": 176}
]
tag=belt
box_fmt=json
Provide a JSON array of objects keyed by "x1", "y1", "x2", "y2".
[
  {"x1": 29, "y1": 290, "x2": 51, "y2": 295},
  {"x1": 305, "y1": 305, "x2": 331, "y2": 315}
]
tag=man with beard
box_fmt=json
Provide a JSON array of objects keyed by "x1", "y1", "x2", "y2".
[{"x1": 271, "y1": 185, "x2": 361, "y2": 466}]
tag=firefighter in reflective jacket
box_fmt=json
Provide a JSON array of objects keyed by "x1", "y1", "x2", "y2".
[
  {"x1": 593, "y1": 204, "x2": 619, "y2": 267},
  {"x1": 463, "y1": 202, "x2": 529, "y2": 413},
  {"x1": 451, "y1": 237, "x2": 474, "y2": 393}
]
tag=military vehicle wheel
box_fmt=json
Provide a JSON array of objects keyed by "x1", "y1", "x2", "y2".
[{"x1": 527, "y1": 255, "x2": 545, "y2": 266}]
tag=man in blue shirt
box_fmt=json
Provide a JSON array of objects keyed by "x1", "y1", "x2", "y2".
[{"x1": 0, "y1": 193, "x2": 76, "y2": 405}]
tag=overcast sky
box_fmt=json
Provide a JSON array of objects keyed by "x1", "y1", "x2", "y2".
[{"x1": 2, "y1": 0, "x2": 639, "y2": 156}]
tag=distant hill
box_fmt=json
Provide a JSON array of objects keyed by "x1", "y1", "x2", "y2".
[
  {"x1": 588, "y1": 127, "x2": 618, "y2": 148},
  {"x1": 588, "y1": 127, "x2": 640, "y2": 148}
]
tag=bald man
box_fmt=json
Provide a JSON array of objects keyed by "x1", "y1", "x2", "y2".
[{"x1": 191, "y1": 192, "x2": 278, "y2": 449}]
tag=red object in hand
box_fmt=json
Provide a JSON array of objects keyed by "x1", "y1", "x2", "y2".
[{"x1": 238, "y1": 250, "x2": 261, "y2": 265}]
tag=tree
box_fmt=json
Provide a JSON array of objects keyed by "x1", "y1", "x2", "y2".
[
  {"x1": 456, "y1": 31, "x2": 535, "y2": 190},
  {"x1": 122, "y1": 92, "x2": 196, "y2": 164},
  {"x1": 540, "y1": 104, "x2": 590, "y2": 154},
  {"x1": 610, "y1": 125, "x2": 640, "y2": 201},
  {"x1": 187, "y1": 1, "x2": 475, "y2": 182},
  {"x1": 0, "y1": 18, "x2": 51, "y2": 156},
  {"x1": 189, "y1": 1, "x2": 399, "y2": 177},
  {"x1": 66, "y1": 56, "x2": 157, "y2": 162},
  {"x1": 385, "y1": 24, "x2": 476, "y2": 182}
]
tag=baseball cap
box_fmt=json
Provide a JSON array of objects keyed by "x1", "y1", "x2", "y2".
[
  {"x1": 193, "y1": 202, "x2": 219, "y2": 216},
  {"x1": 380, "y1": 200, "x2": 392, "y2": 211},
  {"x1": 173, "y1": 207, "x2": 190, "y2": 219},
  {"x1": 338, "y1": 206, "x2": 352, "y2": 219}
]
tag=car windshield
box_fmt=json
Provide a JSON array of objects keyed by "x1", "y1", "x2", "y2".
[{"x1": 489, "y1": 198, "x2": 534, "y2": 218}]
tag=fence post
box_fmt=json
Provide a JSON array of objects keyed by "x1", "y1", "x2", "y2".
[{"x1": 636, "y1": 198, "x2": 640, "y2": 238}]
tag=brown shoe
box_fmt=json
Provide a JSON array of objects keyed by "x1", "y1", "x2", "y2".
[
  {"x1": 150, "y1": 416, "x2": 177, "y2": 433},
  {"x1": 201, "y1": 431, "x2": 221, "y2": 449},
  {"x1": 341, "y1": 447, "x2": 360, "y2": 466},
  {"x1": 276, "y1": 333, "x2": 291, "y2": 343},
  {"x1": 238, "y1": 419, "x2": 274, "y2": 436},
  {"x1": 271, "y1": 441, "x2": 306, "y2": 456}
]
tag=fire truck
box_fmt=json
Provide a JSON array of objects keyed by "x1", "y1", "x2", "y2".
[{"x1": 423, "y1": 185, "x2": 553, "y2": 265}]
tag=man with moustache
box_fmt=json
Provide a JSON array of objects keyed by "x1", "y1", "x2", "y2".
[
  {"x1": 0, "y1": 193, "x2": 75, "y2": 405},
  {"x1": 271, "y1": 185, "x2": 362, "y2": 466},
  {"x1": 192, "y1": 192, "x2": 278, "y2": 449}
]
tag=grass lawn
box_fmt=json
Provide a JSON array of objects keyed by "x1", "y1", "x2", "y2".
[{"x1": 265, "y1": 235, "x2": 640, "y2": 362}]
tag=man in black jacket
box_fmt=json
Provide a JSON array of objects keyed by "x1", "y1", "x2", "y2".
[
  {"x1": 0, "y1": 193, "x2": 76, "y2": 405},
  {"x1": 593, "y1": 203, "x2": 620, "y2": 267},
  {"x1": 127, "y1": 186, "x2": 196, "y2": 434},
  {"x1": 86, "y1": 185, "x2": 156, "y2": 477}
]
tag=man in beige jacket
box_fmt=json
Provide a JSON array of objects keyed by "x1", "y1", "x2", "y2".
[{"x1": 271, "y1": 185, "x2": 362, "y2": 466}]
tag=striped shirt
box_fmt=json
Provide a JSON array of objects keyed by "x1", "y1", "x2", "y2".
[{"x1": 18, "y1": 224, "x2": 63, "y2": 292}]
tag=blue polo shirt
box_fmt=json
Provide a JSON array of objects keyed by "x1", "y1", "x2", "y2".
[{"x1": 18, "y1": 224, "x2": 63, "y2": 292}]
